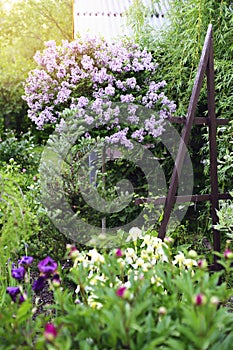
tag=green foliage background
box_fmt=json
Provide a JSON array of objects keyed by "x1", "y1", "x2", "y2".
[
  {"x1": 127, "y1": 0, "x2": 233, "y2": 242},
  {"x1": 0, "y1": 0, "x2": 72, "y2": 133},
  {"x1": 127, "y1": 0, "x2": 233, "y2": 119}
]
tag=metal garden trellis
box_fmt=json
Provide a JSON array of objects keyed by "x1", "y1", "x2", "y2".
[{"x1": 136, "y1": 24, "x2": 232, "y2": 271}]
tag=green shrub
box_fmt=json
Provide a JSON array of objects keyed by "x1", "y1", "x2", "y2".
[
  {"x1": 215, "y1": 191, "x2": 233, "y2": 239},
  {"x1": 0, "y1": 129, "x2": 42, "y2": 170},
  {"x1": 0, "y1": 160, "x2": 40, "y2": 274}
]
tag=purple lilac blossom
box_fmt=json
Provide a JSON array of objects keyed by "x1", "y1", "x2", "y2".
[
  {"x1": 120, "y1": 94, "x2": 135, "y2": 103},
  {"x1": 81, "y1": 55, "x2": 94, "y2": 70},
  {"x1": 127, "y1": 114, "x2": 139, "y2": 124},
  {"x1": 127, "y1": 104, "x2": 138, "y2": 114},
  {"x1": 85, "y1": 115, "x2": 94, "y2": 125},
  {"x1": 93, "y1": 68, "x2": 111, "y2": 84},
  {"x1": 115, "y1": 80, "x2": 126, "y2": 90},
  {"x1": 126, "y1": 77, "x2": 137, "y2": 89},
  {"x1": 106, "y1": 128, "x2": 133, "y2": 149},
  {"x1": 23, "y1": 36, "x2": 176, "y2": 147},
  {"x1": 104, "y1": 85, "x2": 115, "y2": 96},
  {"x1": 78, "y1": 96, "x2": 89, "y2": 108},
  {"x1": 131, "y1": 129, "x2": 145, "y2": 142}
]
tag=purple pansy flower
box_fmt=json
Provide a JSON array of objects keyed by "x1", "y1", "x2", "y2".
[
  {"x1": 6, "y1": 287, "x2": 20, "y2": 302},
  {"x1": 11, "y1": 266, "x2": 26, "y2": 281},
  {"x1": 6, "y1": 287, "x2": 25, "y2": 303},
  {"x1": 38, "y1": 256, "x2": 57, "y2": 276},
  {"x1": 32, "y1": 276, "x2": 46, "y2": 293},
  {"x1": 18, "y1": 256, "x2": 34, "y2": 267},
  {"x1": 19, "y1": 293, "x2": 26, "y2": 303}
]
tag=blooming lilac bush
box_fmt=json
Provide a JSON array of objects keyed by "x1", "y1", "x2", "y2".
[{"x1": 23, "y1": 37, "x2": 176, "y2": 146}]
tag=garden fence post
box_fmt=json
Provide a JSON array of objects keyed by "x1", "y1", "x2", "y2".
[
  {"x1": 158, "y1": 24, "x2": 213, "y2": 240},
  {"x1": 206, "y1": 29, "x2": 221, "y2": 269}
]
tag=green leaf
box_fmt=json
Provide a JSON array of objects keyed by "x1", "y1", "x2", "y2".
[{"x1": 15, "y1": 300, "x2": 32, "y2": 324}]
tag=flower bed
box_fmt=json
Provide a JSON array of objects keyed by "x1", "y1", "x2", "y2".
[{"x1": 1, "y1": 228, "x2": 233, "y2": 349}]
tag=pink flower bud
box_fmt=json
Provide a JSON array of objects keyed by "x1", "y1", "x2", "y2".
[
  {"x1": 116, "y1": 286, "x2": 126, "y2": 298},
  {"x1": 224, "y1": 249, "x2": 233, "y2": 259},
  {"x1": 116, "y1": 248, "x2": 123, "y2": 257},
  {"x1": 52, "y1": 274, "x2": 61, "y2": 288},
  {"x1": 158, "y1": 306, "x2": 167, "y2": 315},
  {"x1": 44, "y1": 323, "x2": 57, "y2": 342},
  {"x1": 197, "y1": 259, "x2": 208, "y2": 269},
  {"x1": 67, "y1": 245, "x2": 79, "y2": 258},
  {"x1": 164, "y1": 237, "x2": 173, "y2": 244},
  {"x1": 193, "y1": 293, "x2": 207, "y2": 306}
]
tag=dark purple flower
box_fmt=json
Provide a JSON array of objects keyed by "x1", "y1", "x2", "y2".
[
  {"x1": 19, "y1": 293, "x2": 26, "y2": 303},
  {"x1": 6, "y1": 287, "x2": 20, "y2": 302},
  {"x1": 32, "y1": 276, "x2": 46, "y2": 293},
  {"x1": 38, "y1": 256, "x2": 57, "y2": 276},
  {"x1": 6, "y1": 286, "x2": 25, "y2": 303},
  {"x1": 44, "y1": 323, "x2": 58, "y2": 342},
  {"x1": 11, "y1": 266, "x2": 26, "y2": 281},
  {"x1": 18, "y1": 256, "x2": 34, "y2": 267}
]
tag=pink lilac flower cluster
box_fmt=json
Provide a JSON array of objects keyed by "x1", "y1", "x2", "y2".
[{"x1": 23, "y1": 37, "x2": 176, "y2": 147}]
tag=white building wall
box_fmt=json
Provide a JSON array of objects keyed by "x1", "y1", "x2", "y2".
[{"x1": 73, "y1": 0, "x2": 170, "y2": 42}]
